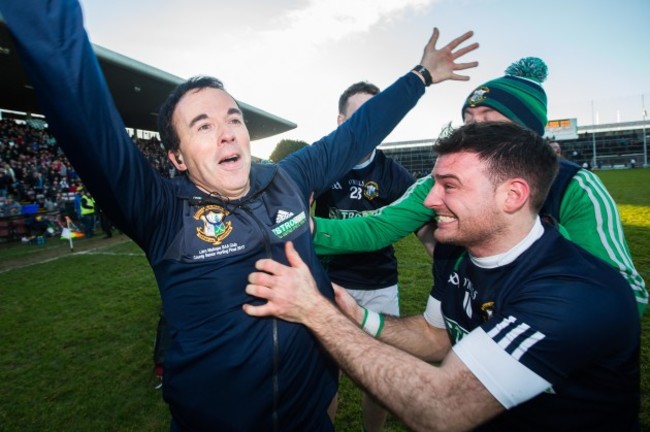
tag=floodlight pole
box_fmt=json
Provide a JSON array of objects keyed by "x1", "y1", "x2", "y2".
[
  {"x1": 591, "y1": 100, "x2": 597, "y2": 169},
  {"x1": 642, "y1": 94, "x2": 648, "y2": 168}
]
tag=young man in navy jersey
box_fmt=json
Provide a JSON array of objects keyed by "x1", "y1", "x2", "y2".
[
  {"x1": 245, "y1": 121, "x2": 640, "y2": 431},
  {"x1": 314, "y1": 81, "x2": 415, "y2": 432}
]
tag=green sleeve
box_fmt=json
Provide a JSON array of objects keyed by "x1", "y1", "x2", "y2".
[
  {"x1": 560, "y1": 170, "x2": 648, "y2": 316},
  {"x1": 313, "y1": 176, "x2": 435, "y2": 255}
]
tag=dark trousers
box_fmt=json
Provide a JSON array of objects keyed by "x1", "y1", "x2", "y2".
[
  {"x1": 81, "y1": 213, "x2": 95, "y2": 238},
  {"x1": 100, "y1": 213, "x2": 113, "y2": 237}
]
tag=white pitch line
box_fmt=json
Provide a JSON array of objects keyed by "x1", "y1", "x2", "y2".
[
  {"x1": 84, "y1": 251, "x2": 145, "y2": 256},
  {"x1": 0, "y1": 241, "x2": 144, "y2": 274}
]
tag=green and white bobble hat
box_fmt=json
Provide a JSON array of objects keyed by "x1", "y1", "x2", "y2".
[{"x1": 462, "y1": 57, "x2": 549, "y2": 136}]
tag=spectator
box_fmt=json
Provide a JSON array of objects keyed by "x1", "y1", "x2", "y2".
[
  {"x1": 244, "y1": 122, "x2": 641, "y2": 431},
  {"x1": 549, "y1": 140, "x2": 562, "y2": 157},
  {"x1": 0, "y1": 162, "x2": 14, "y2": 197},
  {"x1": 59, "y1": 177, "x2": 69, "y2": 192},
  {"x1": 1, "y1": 195, "x2": 22, "y2": 217},
  {"x1": 79, "y1": 187, "x2": 95, "y2": 238},
  {"x1": 43, "y1": 194, "x2": 58, "y2": 213}
]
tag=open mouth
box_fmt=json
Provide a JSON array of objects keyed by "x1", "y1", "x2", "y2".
[
  {"x1": 436, "y1": 215, "x2": 456, "y2": 224},
  {"x1": 219, "y1": 154, "x2": 240, "y2": 164}
]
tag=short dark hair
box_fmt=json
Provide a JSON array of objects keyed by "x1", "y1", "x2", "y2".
[
  {"x1": 434, "y1": 122, "x2": 558, "y2": 212},
  {"x1": 338, "y1": 81, "x2": 380, "y2": 116},
  {"x1": 157, "y1": 76, "x2": 227, "y2": 152}
]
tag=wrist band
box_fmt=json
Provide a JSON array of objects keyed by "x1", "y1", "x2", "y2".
[
  {"x1": 411, "y1": 65, "x2": 433, "y2": 87},
  {"x1": 361, "y1": 307, "x2": 385, "y2": 338}
]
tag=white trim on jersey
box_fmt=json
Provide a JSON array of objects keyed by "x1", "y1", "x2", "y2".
[
  {"x1": 352, "y1": 149, "x2": 377, "y2": 170},
  {"x1": 423, "y1": 295, "x2": 446, "y2": 329},
  {"x1": 471, "y1": 217, "x2": 544, "y2": 268},
  {"x1": 452, "y1": 327, "x2": 551, "y2": 409},
  {"x1": 572, "y1": 170, "x2": 647, "y2": 300}
]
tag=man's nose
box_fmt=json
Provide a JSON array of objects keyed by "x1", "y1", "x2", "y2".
[
  {"x1": 218, "y1": 126, "x2": 236, "y2": 145},
  {"x1": 423, "y1": 183, "x2": 442, "y2": 209}
]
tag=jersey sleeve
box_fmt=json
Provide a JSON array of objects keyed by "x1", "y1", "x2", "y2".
[
  {"x1": 452, "y1": 326, "x2": 551, "y2": 409},
  {"x1": 312, "y1": 176, "x2": 435, "y2": 255},
  {"x1": 423, "y1": 295, "x2": 446, "y2": 329},
  {"x1": 560, "y1": 170, "x2": 648, "y2": 315},
  {"x1": 279, "y1": 73, "x2": 425, "y2": 200},
  {"x1": 454, "y1": 266, "x2": 639, "y2": 410}
]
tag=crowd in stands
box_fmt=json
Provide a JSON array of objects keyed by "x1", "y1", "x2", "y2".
[{"x1": 0, "y1": 117, "x2": 173, "y2": 239}]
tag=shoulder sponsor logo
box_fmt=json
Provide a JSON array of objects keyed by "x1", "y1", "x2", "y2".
[
  {"x1": 275, "y1": 209, "x2": 294, "y2": 224},
  {"x1": 193, "y1": 205, "x2": 233, "y2": 245},
  {"x1": 272, "y1": 211, "x2": 307, "y2": 239}
]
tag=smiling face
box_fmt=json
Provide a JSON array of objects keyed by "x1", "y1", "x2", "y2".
[
  {"x1": 169, "y1": 87, "x2": 252, "y2": 199},
  {"x1": 424, "y1": 151, "x2": 508, "y2": 256}
]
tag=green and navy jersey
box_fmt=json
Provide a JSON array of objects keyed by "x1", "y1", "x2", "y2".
[
  {"x1": 314, "y1": 150, "x2": 414, "y2": 290},
  {"x1": 1, "y1": 1, "x2": 427, "y2": 429},
  {"x1": 425, "y1": 220, "x2": 640, "y2": 431}
]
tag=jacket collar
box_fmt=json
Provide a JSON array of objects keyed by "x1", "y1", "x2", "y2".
[{"x1": 174, "y1": 162, "x2": 278, "y2": 205}]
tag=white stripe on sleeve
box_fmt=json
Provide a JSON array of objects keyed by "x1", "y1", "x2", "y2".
[{"x1": 452, "y1": 327, "x2": 551, "y2": 409}]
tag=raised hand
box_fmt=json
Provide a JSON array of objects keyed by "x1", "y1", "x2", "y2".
[{"x1": 418, "y1": 27, "x2": 479, "y2": 84}]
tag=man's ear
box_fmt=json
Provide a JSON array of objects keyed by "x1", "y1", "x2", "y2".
[
  {"x1": 502, "y1": 178, "x2": 530, "y2": 214},
  {"x1": 168, "y1": 151, "x2": 187, "y2": 171},
  {"x1": 336, "y1": 113, "x2": 346, "y2": 126}
]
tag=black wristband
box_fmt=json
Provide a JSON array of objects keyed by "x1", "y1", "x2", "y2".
[{"x1": 412, "y1": 65, "x2": 433, "y2": 87}]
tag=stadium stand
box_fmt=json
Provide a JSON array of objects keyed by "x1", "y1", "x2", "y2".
[
  {"x1": 0, "y1": 117, "x2": 176, "y2": 242},
  {"x1": 380, "y1": 120, "x2": 649, "y2": 175}
]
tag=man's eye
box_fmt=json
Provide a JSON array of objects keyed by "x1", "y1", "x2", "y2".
[{"x1": 198, "y1": 123, "x2": 211, "y2": 131}]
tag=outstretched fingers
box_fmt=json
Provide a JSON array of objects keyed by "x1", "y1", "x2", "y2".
[
  {"x1": 444, "y1": 30, "x2": 475, "y2": 51},
  {"x1": 451, "y1": 42, "x2": 479, "y2": 61},
  {"x1": 423, "y1": 27, "x2": 441, "y2": 52},
  {"x1": 419, "y1": 27, "x2": 479, "y2": 84},
  {"x1": 449, "y1": 62, "x2": 480, "y2": 80},
  {"x1": 443, "y1": 32, "x2": 479, "y2": 81}
]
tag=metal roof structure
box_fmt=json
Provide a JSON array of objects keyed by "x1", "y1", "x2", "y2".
[{"x1": 0, "y1": 20, "x2": 296, "y2": 141}]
